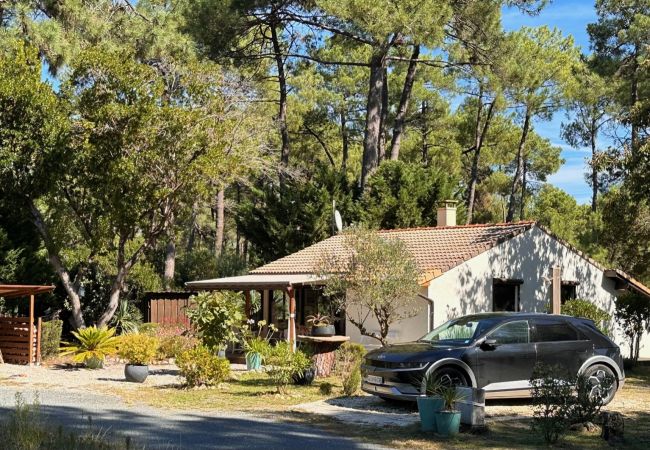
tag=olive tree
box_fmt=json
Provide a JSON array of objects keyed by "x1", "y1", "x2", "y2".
[{"x1": 317, "y1": 227, "x2": 421, "y2": 345}]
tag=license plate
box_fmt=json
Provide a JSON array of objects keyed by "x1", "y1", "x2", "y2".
[{"x1": 365, "y1": 374, "x2": 383, "y2": 385}]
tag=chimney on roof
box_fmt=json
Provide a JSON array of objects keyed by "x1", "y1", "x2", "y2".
[{"x1": 437, "y1": 200, "x2": 457, "y2": 227}]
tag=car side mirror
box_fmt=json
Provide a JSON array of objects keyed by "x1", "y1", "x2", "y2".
[{"x1": 480, "y1": 338, "x2": 498, "y2": 350}]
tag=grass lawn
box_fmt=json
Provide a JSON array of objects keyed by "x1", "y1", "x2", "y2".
[{"x1": 109, "y1": 371, "x2": 341, "y2": 412}]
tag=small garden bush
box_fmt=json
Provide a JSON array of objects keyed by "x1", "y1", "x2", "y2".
[
  {"x1": 562, "y1": 299, "x2": 612, "y2": 335},
  {"x1": 265, "y1": 342, "x2": 311, "y2": 394},
  {"x1": 176, "y1": 345, "x2": 231, "y2": 387},
  {"x1": 117, "y1": 333, "x2": 159, "y2": 365},
  {"x1": 40, "y1": 319, "x2": 63, "y2": 359},
  {"x1": 336, "y1": 342, "x2": 366, "y2": 396}
]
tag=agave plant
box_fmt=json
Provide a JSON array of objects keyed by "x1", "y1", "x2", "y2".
[
  {"x1": 110, "y1": 300, "x2": 143, "y2": 334},
  {"x1": 60, "y1": 325, "x2": 119, "y2": 368}
]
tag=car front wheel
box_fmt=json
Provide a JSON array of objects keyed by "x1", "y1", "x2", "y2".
[{"x1": 429, "y1": 366, "x2": 469, "y2": 389}]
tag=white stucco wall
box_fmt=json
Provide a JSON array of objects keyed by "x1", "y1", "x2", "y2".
[
  {"x1": 345, "y1": 285, "x2": 430, "y2": 349},
  {"x1": 426, "y1": 226, "x2": 650, "y2": 359}
]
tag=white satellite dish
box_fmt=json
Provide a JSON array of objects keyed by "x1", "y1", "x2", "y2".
[{"x1": 332, "y1": 200, "x2": 343, "y2": 233}]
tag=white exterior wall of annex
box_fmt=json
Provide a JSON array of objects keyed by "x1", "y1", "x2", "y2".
[
  {"x1": 426, "y1": 226, "x2": 650, "y2": 359},
  {"x1": 345, "y1": 285, "x2": 430, "y2": 349}
]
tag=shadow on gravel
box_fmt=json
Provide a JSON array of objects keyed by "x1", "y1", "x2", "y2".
[{"x1": 0, "y1": 403, "x2": 375, "y2": 450}]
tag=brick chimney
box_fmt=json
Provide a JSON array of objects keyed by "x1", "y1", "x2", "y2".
[{"x1": 437, "y1": 200, "x2": 457, "y2": 227}]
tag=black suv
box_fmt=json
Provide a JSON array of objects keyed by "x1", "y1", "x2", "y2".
[{"x1": 362, "y1": 313, "x2": 624, "y2": 404}]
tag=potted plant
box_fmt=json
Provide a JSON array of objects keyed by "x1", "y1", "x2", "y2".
[
  {"x1": 306, "y1": 314, "x2": 336, "y2": 337},
  {"x1": 117, "y1": 333, "x2": 160, "y2": 383},
  {"x1": 417, "y1": 374, "x2": 445, "y2": 432},
  {"x1": 241, "y1": 320, "x2": 276, "y2": 371},
  {"x1": 60, "y1": 325, "x2": 119, "y2": 369},
  {"x1": 434, "y1": 386, "x2": 465, "y2": 436}
]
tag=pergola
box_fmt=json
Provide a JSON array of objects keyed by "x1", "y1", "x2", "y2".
[
  {"x1": 0, "y1": 284, "x2": 55, "y2": 365},
  {"x1": 186, "y1": 274, "x2": 326, "y2": 351}
]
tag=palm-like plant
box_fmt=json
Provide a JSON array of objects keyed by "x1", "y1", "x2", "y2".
[
  {"x1": 110, "y1": 300, "x2": 143, "y2": 334},
  {"x1": 60, "y1": 325, "x2": 119, "y2": 368}
]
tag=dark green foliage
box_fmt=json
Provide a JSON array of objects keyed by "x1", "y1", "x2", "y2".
[
  {"x1": 529, "y1": 363, "x2": 574, "y2": 444},
  {"x1": 40, "y1": 319, "x2": 63, "y2": 360},
  {"x1": 359, "y1": 160, "x2": 457, "y2": 229},
  {"x1": 615, "y1": 291, "x2": 650, "y2": 362},
  {"x1": 561, "y1": 299, "x2": 612, "y2": 335},
  {"x1": 176, "y1": 345, "x2": 231, "y2": 387},
  {"x1": 237, "y1": 167, "x2": 354, "y2": 264}
]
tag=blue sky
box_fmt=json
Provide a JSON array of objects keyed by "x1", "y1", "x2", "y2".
[{"x1": 503, "y1": 0, "x2": 600, "y2": 204}]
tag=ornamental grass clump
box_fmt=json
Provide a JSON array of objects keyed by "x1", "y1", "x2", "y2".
[
  {"x1": 176, "y1": 345, "x2": 231, "y2": 388},
  {"x1": 117, "y1": 333, "x2": 159, "y2": 365}
]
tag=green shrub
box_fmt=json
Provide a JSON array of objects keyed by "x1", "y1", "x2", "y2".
[
  {"x1": 176, "y1": 345, "x2": 231, "y2": 387},
  {"x1": 562, "y1": 299, "x2": 612, "y2": 335},
  {"x1": 336, "y1": 342, "x2": 366, "y2": 396},
  {"x1": 530, "y1": 364, "x2": 574, "y2": 444},
  {"x1": 117, "y1": 333, "x2": 159, "y2": 365},
  {"x1": 319, "y1": 382, "x2": 334, "y2": 395},
  {"x1": 342, "y1": 365, "x2": 361, "y2": 396},
  {"x1": 40, "y1": 319, "x2": 63, "y2": 359},
  {"x1": 158, "y1": 334, "x2": 197, "y2": 359},
  {"x1": 185, "y1": 291, "x2": 243, "y2": 350},
  {"x1": 265, "y1": 342, "x2": 310, "y2": 394}
]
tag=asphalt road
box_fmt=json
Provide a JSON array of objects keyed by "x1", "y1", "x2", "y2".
[{"x1": 0, "y1": 386, "x2": 386, "y2": 449}]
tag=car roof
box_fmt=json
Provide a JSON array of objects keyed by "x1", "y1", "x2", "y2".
[{"x1": 454, "y1": 312, "x2": 585, "y2": 322}]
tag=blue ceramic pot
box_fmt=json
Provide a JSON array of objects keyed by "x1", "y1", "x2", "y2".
[{"x1": 417, "y1": 396, "x2": 444, "y2": 432}]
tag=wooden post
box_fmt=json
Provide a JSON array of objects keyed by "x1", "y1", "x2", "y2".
[
  {"x1": 244, "y1": 290, "x2": 252, "y2": 319},
  {"x1": 36, "y1": 317, "x2": 42, "y2": 365},
  {"x1": 28, "y1": 294, "x2": 34, "y2": 365},
  {"x1": 551, "y1": 266, "x2": 561, "y2": 314},
  {"x1": 287, "y1": 286, "x2": 296, "y2": 352}
]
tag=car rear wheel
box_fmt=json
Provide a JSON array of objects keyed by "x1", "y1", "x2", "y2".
[
  {"x1": 429, "y1": 366, "x2": 469, "y2": 389},
  {"x1": 583, "y1": 364, "x2": 617, "y2": 405}
]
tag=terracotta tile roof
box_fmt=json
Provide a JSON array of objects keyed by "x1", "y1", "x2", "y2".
[{"x1": 250, "y1": 221, "x2": 536, "y2": 277}]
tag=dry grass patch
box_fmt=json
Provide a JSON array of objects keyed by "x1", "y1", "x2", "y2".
[{"x1": 109, "y1": 371, "x2": 341, "y2": 411}]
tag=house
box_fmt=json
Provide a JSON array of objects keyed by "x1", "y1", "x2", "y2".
[{"x1": 186, "y1": 205, "x2": 650, "y2": 358}]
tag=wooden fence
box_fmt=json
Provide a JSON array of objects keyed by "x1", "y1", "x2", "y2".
[
  {"x1": 147, "y1": 293, "x2": 194, "y2": 327},
  {"x1": 0, "y1": 316, "x2": 41, "y2": 365}
]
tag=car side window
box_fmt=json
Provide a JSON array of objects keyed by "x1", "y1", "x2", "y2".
[
  {"x1": 488, "y1": 320, "x2": 529, "y2": 345},
  {"x1": 532, "y1": 319, "x2": 580, "y2": 342}
]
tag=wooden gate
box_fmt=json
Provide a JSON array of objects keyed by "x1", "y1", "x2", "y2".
[{"x1": 0, "y1": 316, "x2": 41, "y2": 364}]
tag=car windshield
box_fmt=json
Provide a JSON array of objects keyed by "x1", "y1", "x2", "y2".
[{"x1": 419, "y1": 317, "x2": 498, "y2": 344}]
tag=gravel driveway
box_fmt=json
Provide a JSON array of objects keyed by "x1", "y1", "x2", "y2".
[{"x1": 0, "y1": 364, "x2": 385, "y2": 450}]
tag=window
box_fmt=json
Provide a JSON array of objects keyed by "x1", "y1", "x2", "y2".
[
  {"x1": 561, "y1": 282, "x2": 578, "y2": 305},
  {"x1": 532, "y1": 319, "x2": 580, "y2": 342},
  {"x1": 492, "y1": 279, "x2": 522, "y2": 312},
  {"x1": 488, "y1": 320, "x2": 530, "y2": 345}
]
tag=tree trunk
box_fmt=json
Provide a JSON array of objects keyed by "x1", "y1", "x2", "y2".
[
  {"x1": 361, "y1": 52, "x2": 387, "y2": 190},
  {"x1": 506, "y1": 110, "x2": 531, "y2": 222},
  {"x1": 215, "y1": 188, "x2": 225, "y2": 257},
  {"x1": 28, "y1": 200, "x2": 85, "y2": 329},
  {"x1": 466, "y1": 97, "x2": 496, "y2": 224},
  {"x1": 340, "y1": 110, "x2": 349, "y2": 173},
  {"x1": 377, "y1": 67, "x2": 389, "y2": 163},
  {"x1": 390, "y1": 45, "x2": 420, "y2": 161},
  {"x1": 270, "y1": 24, "x2": 290, "y2": 166},
  {"x1": 163, "y1": 238, "x2": 176, "y2": 291},
  {"x1": 520, "y1": 160, "x2": 527, "y2": 220},
  {"x1": 591, "y1": 121, "x2": 598, "y2": 212}
]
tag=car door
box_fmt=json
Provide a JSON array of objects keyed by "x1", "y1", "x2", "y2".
[
  {"x1": 531, "y1": 318, "x2": 593, "y2": 376},
  {"x1": 473, "y1": 320, "x2": 537, "y2": 392}
]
